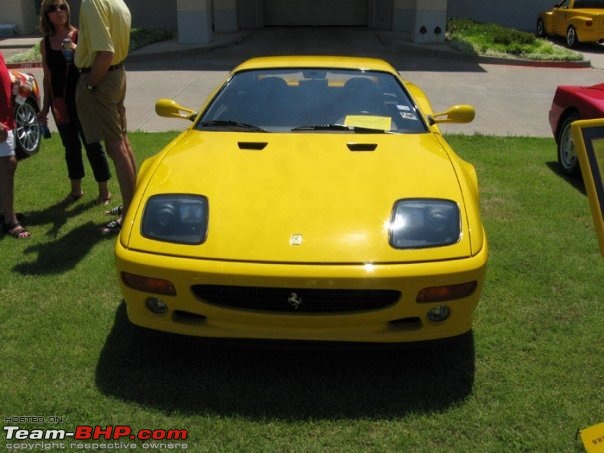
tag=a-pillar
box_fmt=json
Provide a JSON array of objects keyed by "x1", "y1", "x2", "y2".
[{"x1": 177, "y1": 0, "x2": 213, "y2": 44}]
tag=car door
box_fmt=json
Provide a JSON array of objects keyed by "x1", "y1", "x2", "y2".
[{"x1": 552, "y1": 0, "x2": 572, "y2": 36}]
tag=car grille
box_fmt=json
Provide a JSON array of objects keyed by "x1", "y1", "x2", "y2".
[{"x1": 191, "y1": 285, "x2": 401, "y2": 313}]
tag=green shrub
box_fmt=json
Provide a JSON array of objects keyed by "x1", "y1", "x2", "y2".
[
  {"x1": 492, "y1": 29, "x2": 536, "y2": 46},
  {"x1": 447, "y1": 18, "x2": 582, "y2": 61}
]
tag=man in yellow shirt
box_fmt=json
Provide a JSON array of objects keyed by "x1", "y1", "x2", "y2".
[{"x1": 75, "y1": 0, "x2": 134, "y2": 234}]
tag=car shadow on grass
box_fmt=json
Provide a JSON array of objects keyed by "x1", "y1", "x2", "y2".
[
  {"x1": 96, "y1": 302, "x2": 476, "y2": 420},
  {"x1": 546, "y1": 161, "x2": 587, "y2": 195}
]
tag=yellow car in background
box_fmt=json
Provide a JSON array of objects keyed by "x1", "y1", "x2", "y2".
[
  {"x1": 116, "y1": 56, "x2": 488, "y2": 345},
  {"x1": 537, "y1": 0, "x2": 604, "y2": 47}
]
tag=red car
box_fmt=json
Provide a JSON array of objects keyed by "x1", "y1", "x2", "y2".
[
  {"x1": 549, "y1": 83, "x2": 604, "y2": 176},
  {"x1": 10, "y1": 70, "x2": 43, "y2": 159}
]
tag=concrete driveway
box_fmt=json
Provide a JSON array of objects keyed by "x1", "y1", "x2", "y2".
[
  {"x1": 14, "y1": 27, "x2": 604, "y2": 137},
  {"x1": 573, "y1": 42, "x2": 604, "y2": 69}
]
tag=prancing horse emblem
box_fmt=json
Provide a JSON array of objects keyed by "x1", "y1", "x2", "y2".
[{"x1": 287, "y1": 292, "x2": 303, "y2": 310}]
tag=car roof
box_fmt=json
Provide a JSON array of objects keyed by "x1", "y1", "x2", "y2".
[{"x1": 233, "y1": 55, "x2": 399, "y2": 75}]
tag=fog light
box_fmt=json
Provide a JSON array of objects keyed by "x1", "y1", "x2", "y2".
[
  {"x1": 427, "y1": 305, "x2": 450, "y2": 323},
  {"x1": 146, "y1": 297, "x2": 169, "y2": 314}
]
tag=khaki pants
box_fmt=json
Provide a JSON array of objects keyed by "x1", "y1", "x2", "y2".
[{"x1": 76, "y1": 66, "x2": 127, "y2": 144}]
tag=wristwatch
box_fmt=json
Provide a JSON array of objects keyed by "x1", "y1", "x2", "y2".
[{"x1": 86, "y1": 84, "x2": 96, "y2": 92}]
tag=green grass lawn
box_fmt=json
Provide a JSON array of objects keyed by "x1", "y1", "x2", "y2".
[{"x1": 1, "y1": 133, "x2": 602, "y2": 451}]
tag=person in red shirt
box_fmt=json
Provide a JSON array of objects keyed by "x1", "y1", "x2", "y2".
[{"x1": 0, "y1": 52, "x2": 31, "y2": 238}]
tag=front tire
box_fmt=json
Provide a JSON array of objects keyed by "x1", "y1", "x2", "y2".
[
  {"x1": 557, "y1": 113, "x2": 581, "y2": 177},
  {"x1": 566, "y1": 26, "x2": 579, "y2": 48},
  {"x1": 536, "y1": 19, "x2": 546, "y2": 38},
  {"x1": 14, "y1": 98, "x2": 41, "y2": 160}
]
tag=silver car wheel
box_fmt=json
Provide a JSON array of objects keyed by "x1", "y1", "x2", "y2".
[
  {"x1": 15, "y1": 99, "x2": 41, "y2": 158},
  {"x1": 557, "y1": 114, "x2": 580, "y2": 176},
  {"x1": 566, "y1": 26, "x2": 578, "y2": 48}
]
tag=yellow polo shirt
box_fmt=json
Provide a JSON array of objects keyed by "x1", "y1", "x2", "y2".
[{"x1": 75, "y1": 0, "x2": 131, "y2": 69}]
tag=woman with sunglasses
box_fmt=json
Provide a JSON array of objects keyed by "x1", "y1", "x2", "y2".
[{"x1": 39, "y1": 0, "x2": 112, "y2": 204}]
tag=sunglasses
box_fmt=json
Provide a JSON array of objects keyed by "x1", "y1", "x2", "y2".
[{"x1": 46, "y1": 4, "x2": 68, "y2": 13}]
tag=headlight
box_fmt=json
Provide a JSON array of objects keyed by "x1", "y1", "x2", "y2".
[
  {"x1": 142, "y1": 194, "x2": 208, "y2": 244},
  {"x1": 389, "y1": 199, "x2": 460, "y2": 249}
]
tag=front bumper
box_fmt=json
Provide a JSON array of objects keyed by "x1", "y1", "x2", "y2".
[{"x1": 115, "y1": 239, "x2": 488, "y2": 344}]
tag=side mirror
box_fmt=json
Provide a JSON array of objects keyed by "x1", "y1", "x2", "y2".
[
  {"x1": 429, "y1": 105, "x2": 475, "y2": 125},
  {"x1": 155, "y1": 99, "x2": 197, "y2": 121}
]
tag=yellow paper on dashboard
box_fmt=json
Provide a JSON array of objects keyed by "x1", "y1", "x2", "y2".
[
  {"x1": 579, "y1": 422, "x2": 604, "y2": 452},
  {"x1": 344, "y1": 115, "x2": 391, "y2": 130}
]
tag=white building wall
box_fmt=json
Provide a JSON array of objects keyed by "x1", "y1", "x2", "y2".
[
  {"x1": 2, "y1": 0, "x2": 38, "y2": 34},
  {"x1": 214, "y1": 0, "x2": 238, "y2": 32},
  {"x1": 177, "y1": 0, "x2": 213, "y2": 44},
  {"x1": 7, "y1": 0, "x2": 563, "y2": 38},
  {"x1": 392, "y1": 0, "x2": 415, "y2": 40},
  {"x1": 447, "y1": 0, "x2": 557, "y2": 32}
]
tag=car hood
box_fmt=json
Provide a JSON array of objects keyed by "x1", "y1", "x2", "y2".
[
  {"x1": 560, "y1": 83, "x2": 604, "y2": 107},
  {"x1": 124, "y1": 131, "x2": 473, "y2": 264}
]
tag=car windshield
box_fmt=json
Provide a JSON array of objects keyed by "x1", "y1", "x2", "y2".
[{"x1": 196, "y1": 68, "x2": 428, "y2": 134}]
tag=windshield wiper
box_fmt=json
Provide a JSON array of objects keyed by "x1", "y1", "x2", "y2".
[
  {"x1": 199, "y1": 120, "x2": 267, "y2": 132},
  {"x1": 292, "y1": 124, "x2": 391, "y2": 134}
]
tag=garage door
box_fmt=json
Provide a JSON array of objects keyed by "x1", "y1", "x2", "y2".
[{"x1": 265, "y1": 0, "x2": 368, "y2": 26}]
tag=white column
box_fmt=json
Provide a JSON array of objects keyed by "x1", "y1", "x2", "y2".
[
  {"x1": 392, "y1": 0, "x2": 447, "y2": 43},
  {"x1": 413, "y1": 0, "x2": 447, "y2": 43}
]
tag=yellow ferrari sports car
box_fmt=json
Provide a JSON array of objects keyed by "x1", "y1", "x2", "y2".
[{"x1": 116, "y1": 56, "x2": 488, "y2": 345}]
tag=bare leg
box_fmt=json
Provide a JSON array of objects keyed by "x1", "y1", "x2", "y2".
[
  {"x1": 97, "y1": 180, "x2": 111, "y2": 205},
  {"x1": 70, "y1": 178, "x2": 84, "y2": 198},
  {"x1": 0, "y1": 155, "x2": 17, "y2": 223},
  {"x1": 0, "y1": 155, "x2": 30, "y2": 238},
  {"x1": 105, "y1": 134, "x2": 136, "y2": 222}
]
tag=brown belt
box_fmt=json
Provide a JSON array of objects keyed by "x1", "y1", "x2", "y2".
[{"x1": 79, "y1": 63, "x2": 123, "y2": 73}]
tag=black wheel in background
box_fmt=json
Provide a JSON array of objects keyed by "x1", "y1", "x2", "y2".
[{"x1": 536, "y1": 19, "x2": 547, "y2": 38}]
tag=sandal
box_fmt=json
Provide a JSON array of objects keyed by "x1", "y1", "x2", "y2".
[
  {"x1": 105, "y1": 205, "x2": 122, "y2": 216},
  {"x1": 100, "y1": 219, "x2": 121, "y2": 235},
  {"x1": 4, "y1": 221, "x2": 31, "y2": 239}
]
